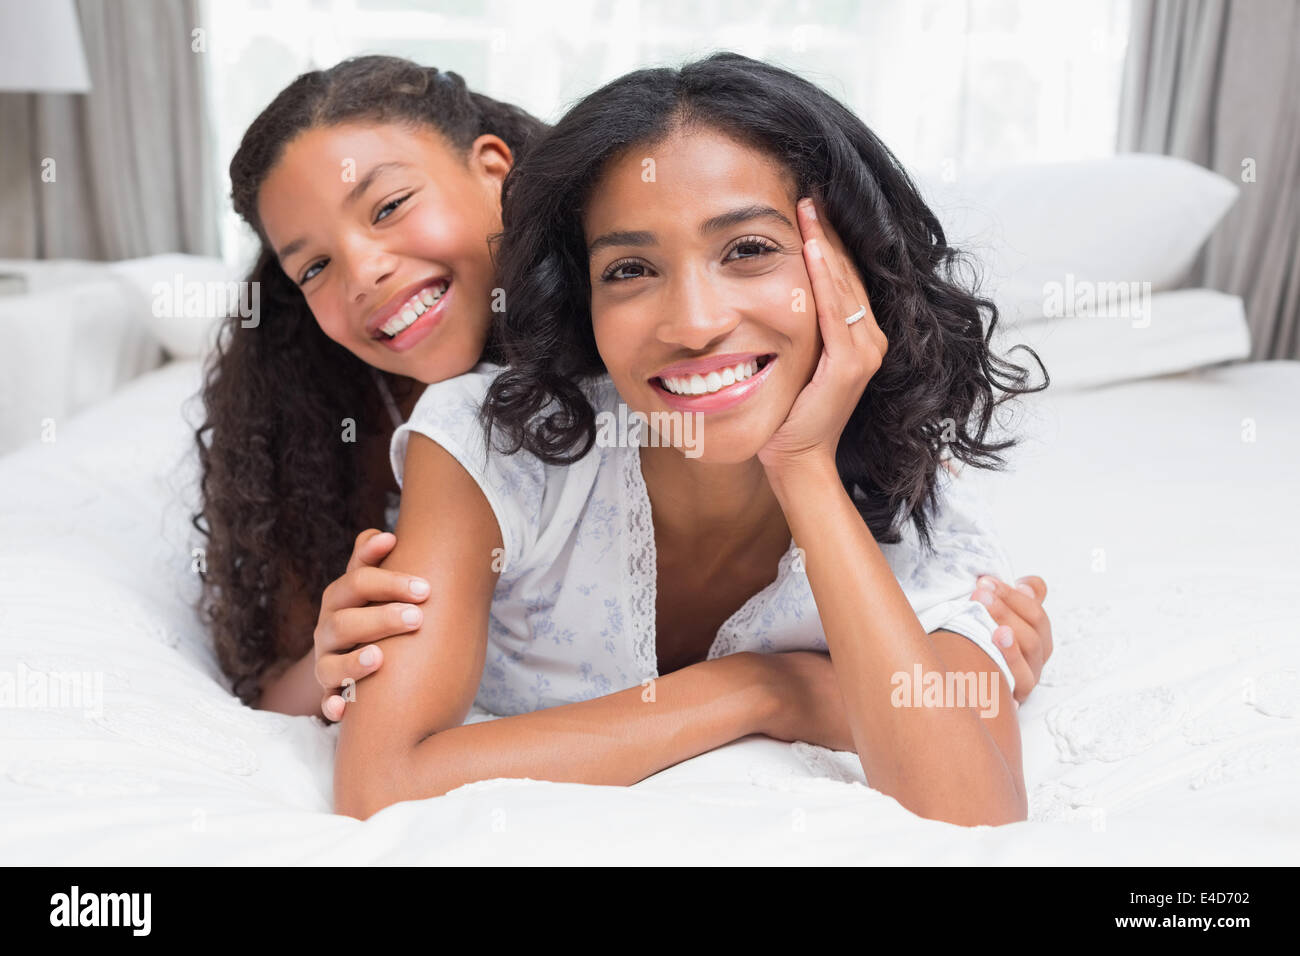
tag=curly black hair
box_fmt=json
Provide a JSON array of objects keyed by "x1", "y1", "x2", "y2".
[
  {"x1": 484, "y1": 52, "x2": 1046, "y2": 548},
  {"x1": 195, "y1": 55, "x2": 547, "y2": 704}
]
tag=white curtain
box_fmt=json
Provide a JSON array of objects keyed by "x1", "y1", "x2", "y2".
[{"x1": 1118, "y1": 0, "x2": 1300, "y2": 359}]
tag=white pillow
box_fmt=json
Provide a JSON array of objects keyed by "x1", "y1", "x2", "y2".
[
  {"x1": 0, "y1": 279, "x2": 163, "y2": 455},
  {"x1": 916, "y1": 155, "x2": 1240, "y2": 323},
  {"x1": 993, "y1": 288, "x2": 1250, "y2": 391},
  {"x1": 106, "y1": 254, "x2": 249, "y2": 359}
]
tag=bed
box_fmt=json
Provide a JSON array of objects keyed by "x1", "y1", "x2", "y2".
[
  {"x1": 2, "y1": 155, "x2": 1296, "y2": 864},
  {"x1": 1, "y1": 349, "x2": 1297, "y2": 865}
]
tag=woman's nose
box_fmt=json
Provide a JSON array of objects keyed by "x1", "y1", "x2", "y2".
[{"x1": 658, "y1": 271, "x2": 739, "y2": 350}]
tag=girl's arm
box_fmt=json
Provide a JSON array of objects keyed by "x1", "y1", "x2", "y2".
[{"x1": 333, "y1": 433, "x2": 775, "y2": 821}]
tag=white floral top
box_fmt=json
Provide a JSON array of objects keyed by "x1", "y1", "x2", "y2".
[{"x1": 391, "y1": 363, "x2": 1017, "y2": 717}]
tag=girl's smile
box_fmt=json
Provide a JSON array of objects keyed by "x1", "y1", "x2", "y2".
[{"x1": 367, "y1": 276, "x2": 453, "y2": 352}]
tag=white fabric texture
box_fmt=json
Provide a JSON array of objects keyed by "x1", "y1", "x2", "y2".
[
  {"x1": 390, "y1": 364, "x2": 1017, "y2": 716},
  {"x1": 2, "y1": 356, "x2": 1299, "y2": 863}
]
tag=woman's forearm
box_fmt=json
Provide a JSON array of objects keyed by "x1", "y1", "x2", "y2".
[
  {"x1": 768, "y1": 458, "x2": 1024, "y2": 826},
  {"x1": 336, "y1": 651, "x2": 773, "y2": 819},
  {"x1": 253, "y1": 650, "x2": 319, "y2": 716}
]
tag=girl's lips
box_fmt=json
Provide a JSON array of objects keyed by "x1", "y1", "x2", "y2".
[
  {"x1": 650, "y1": 355, "x2": 777, "y2": 413},
  {"x1": 377, "y1": 280, "x2": 452, "y2": 353}
]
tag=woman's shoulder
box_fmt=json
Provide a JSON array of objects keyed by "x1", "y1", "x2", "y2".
[{"x1": 390, "y1": 363, "x2": 611, "y2": 574}]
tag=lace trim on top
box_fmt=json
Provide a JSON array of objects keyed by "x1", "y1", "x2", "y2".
[
  {"x1": 706, "y1": 536, "x2": 800, "y2": 660},
  {"x1": 621, "y1": 441, "x2": 660, "y2": 681},
  {"x1": 621, "y1": 439, "x2": 800, "y2": 678}
]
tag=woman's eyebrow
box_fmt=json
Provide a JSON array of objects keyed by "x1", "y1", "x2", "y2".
[
  {"x1": 699, "y1": 204, "x2": 793, "y2": 233},
  {"x1": 276, "y1": 161, "x2": 413, "y2": 262},
  {"x1": 586, "y1": 205, "x2": 793, "y2": 259}
]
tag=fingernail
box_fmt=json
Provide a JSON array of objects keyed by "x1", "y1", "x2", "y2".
[
  {"x1": 359, "y1": 646, "x2": 379, "y2": 667},
  {"x1": 409, "y1": 578, "x2": 430, "y2": 596},
  {"x1": 977, "y1": 576, "x2": 999, "y2": 591},
  {"x1": 994, "y1": 626, "x2": 1013, "y2": 648},
  {"x1": 401, "y1": 606, "x2": 421, "y2": 626},
  {"x1": 973, "y1": 589, "x2": 993, "y2": 608},
  {"x1": 1016, "y1": 583, "x2": 1035, "y2": 597},
  {"x1": 802, "y1": 198, "x2": 817, "y2": 219},
  {"x1": 807, "y1": 238, "x2": 822, "y2": 259}
]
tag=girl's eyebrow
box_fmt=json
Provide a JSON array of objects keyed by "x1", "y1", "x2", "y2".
[
  {"x1": 587, "y1": 204, "x2": 793, "y2": 258},
  {"x1": 276, "y1": 161, "x2": 413, "y2": 263}
]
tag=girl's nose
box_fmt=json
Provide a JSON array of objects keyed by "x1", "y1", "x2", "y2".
[{"x1": 345, "y1": 244, "x2": 399, "y2": 303}]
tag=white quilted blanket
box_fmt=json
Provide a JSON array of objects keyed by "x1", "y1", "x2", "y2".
[{"x1": 2, "y1": 360, "x2": 1297, "y2": 864}]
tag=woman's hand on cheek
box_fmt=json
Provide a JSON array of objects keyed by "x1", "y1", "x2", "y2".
[
  {"x1": 757, "y1": 198, "x2": 887, "y2": 480},
  {"x1": 313, "y1": 528, "x2": 431, "y2": 722}
]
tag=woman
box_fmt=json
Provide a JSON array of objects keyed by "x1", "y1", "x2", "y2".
[{"x1": 330, "y1": 53, "x2": 1049, "y2": 826}]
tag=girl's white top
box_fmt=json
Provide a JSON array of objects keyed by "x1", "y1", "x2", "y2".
[{"x1": 391, "y1": 363, "x2": 1016, "y2": 717}]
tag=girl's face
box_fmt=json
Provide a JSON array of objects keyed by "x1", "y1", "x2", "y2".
[
  {"x1": 584, "y1": 126, "x2": 822, "y2": 464},
  {"x1": 258, "y1": 121, "x2": 510, "y2": 384}
]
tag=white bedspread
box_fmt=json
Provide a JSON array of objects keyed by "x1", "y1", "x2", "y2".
[{"x1": 2, "y1": 359, "x2": 1298, "y2": 864}]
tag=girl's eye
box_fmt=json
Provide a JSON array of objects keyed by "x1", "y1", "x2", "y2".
[
  {"x1": 375, "y1": 193, "x2": 412, "y2": 223},
  {"x1": 299, "y1": 259, "x2": 327, "y2": 285},
  {"x1": 725, "y1": 236, "x2": 779, "y2": 261},
  {"x1": 601, "y1": 259, "x2": 651, "y2": 282}
]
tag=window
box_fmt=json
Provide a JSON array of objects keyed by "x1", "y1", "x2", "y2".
[{"x1": 201, "y1": 0, "x2": 1131, "y2": 264}]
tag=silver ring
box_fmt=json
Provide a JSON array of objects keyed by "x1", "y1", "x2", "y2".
[{"x1": 844, "y1": 306, "x2": 867, "y2": 326}]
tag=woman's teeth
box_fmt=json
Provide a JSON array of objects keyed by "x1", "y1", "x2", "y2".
[
  {"x1": 380, "y1": 280, "x2": 449, "y2": 337},
  {"x1": 658, "y1": 359, "x2": 764, "y2": 396}
]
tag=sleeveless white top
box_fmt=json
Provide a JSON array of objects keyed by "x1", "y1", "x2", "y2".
[{"x1": 391, "y1": 363, "x2": 1017, "y2": 717}]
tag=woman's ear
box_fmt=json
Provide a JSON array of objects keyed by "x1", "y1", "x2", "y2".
[{"x1": 470, "y1": 134, "x2": 513, "y2": 190}]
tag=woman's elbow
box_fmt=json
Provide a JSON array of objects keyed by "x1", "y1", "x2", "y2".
[{"x1": 333, "y1": 750, "x2": 419, "y2": 821}]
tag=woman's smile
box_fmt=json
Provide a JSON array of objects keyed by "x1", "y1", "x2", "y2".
[{"x1": 649, "y1": 352, "x2": 778, "y2": 412}]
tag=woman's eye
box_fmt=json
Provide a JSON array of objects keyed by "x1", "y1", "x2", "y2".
[
  {"x1": 726, "y1": 237, "x2": 778, "y2": 261},
  {"x1": 375, "y1": 193, "x2": 412, "y2": 223},
  {"x1": 299, "y1": 260, "x2": 326, "y2": 285},
  {"x1": 602, "y1": 259, "x2": 650, "y2": 282}
]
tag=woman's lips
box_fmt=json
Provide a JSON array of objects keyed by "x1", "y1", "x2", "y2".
[
  {"x1": 377, "y1": 280, "x2": 452, "y2": 353},
  {"x1": 649, "y1": 355, "x2": 777, "y2": 413}
]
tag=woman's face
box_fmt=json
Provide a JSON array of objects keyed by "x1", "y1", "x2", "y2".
[
  {"x1": 584, "y1": 126, "x2": 822, "y2": 464},
  {"x1": 258, "y1": 121, "x2": 510, "y2": 384}
]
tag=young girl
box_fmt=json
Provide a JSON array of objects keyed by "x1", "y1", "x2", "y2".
[
  {"x1": 195, "y1": 55, "x2": 543, "y2": 708},
  {"x1": 329, "y1": 53, "x2": 1049, "y2": 826}
]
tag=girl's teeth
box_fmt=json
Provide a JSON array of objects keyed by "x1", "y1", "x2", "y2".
[
  {"x1": 660, "y1": 359, "x2": 764, "y2": 396},
  {"x1": 380, "y1": 282, "x2": 448, "y2": 337}
]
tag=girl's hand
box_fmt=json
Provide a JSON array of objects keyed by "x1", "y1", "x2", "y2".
[
  {"x1": 971, "y1": 574, "x2": 1053, "y2": 703},
  {"x1": 757, "y1": 197, "x2": 888, "y2": 477},
  {"x1": 758, "y1": 650, "x2": 857, "y2": 753},
  {"x1": 313, "y1": 529, "x2": 431, "y2": 722}
]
